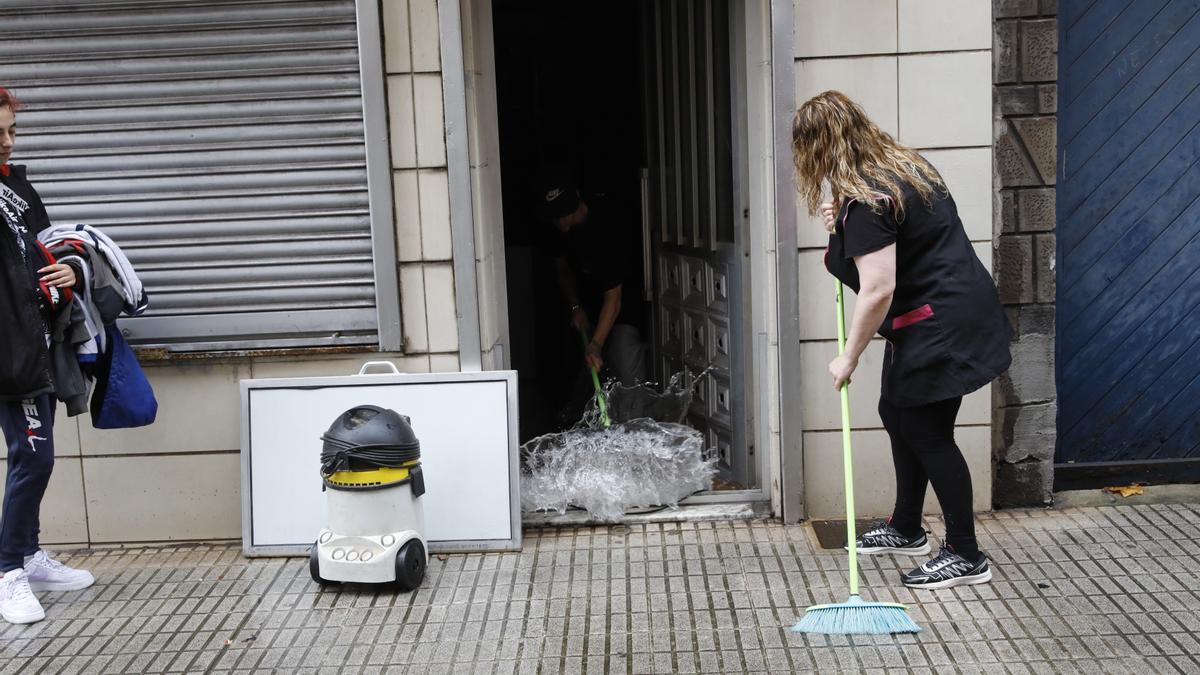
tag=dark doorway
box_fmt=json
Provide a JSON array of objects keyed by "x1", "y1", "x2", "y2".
[{"x1": 492, "y1": 0, "x2": 648, "y2": 442}]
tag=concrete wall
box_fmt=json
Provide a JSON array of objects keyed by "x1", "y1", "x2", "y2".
[
  {"x1": 18, "y1": 0, "x2": 464, "y2": 547},
  {"x1": 992, "y1": 0, "x2": 1057, "y2": 505},
  {"x1": 793, "y1": 0, "x2": 996, "y2": 519}
]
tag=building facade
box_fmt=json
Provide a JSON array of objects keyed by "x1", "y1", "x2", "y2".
[{"x1": 14, "y1": 0, "x2": 1189, "y2": 547}]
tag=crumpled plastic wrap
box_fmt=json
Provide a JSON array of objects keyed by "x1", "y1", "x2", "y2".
[{"x1": 521, "y1": 375, "x2": 717, "y2": 521}]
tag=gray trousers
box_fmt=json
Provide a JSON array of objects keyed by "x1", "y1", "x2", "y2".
[{"x1": 602, "y1": 323, "x2": 647, "y2": 386}]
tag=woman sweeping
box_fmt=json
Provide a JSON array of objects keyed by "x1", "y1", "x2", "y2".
[{"x1": 793, "y1": 91, "x2": 1012, "y2": 589}]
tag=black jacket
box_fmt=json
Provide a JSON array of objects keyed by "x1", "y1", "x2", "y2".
[
  {"x1": 1, "y1": 164, "x2": 56, "y2": 400},
  {"x1": 825, "y1": 183, "x2": 1013, "y2": 408}
]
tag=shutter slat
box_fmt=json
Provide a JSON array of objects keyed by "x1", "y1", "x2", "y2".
[
  {"x1": 21, "y1": 99, "x2": 362, "y2": 129},
  {"x1": 0, "y1": 25, "x2": 355, "y2": 61},
  {"x1": 135, "y1": 239, "x2": 372, "y2": 265},
  {"x1": 36, "y1": 169, "x2": 368, "y2": 199},
  {"x1": 4, "y1": 0, "x2": 378, "y2": 349},
  {"x1": 99, "y1": 215, "x2": 370, "y2": 243}
]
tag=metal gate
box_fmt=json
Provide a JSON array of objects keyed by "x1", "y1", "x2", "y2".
[
  {"x1": 1057, "y1": 0, "x2": 1200, "y2": 465},
  {"x1": 0, "y1": 0, "x2": 398, "y2": 350},
  {"x1": 641, "y1": 0, "x2": 750, "y2": 487}
]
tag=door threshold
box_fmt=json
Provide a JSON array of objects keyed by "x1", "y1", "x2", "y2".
[
  {"x1": 1054, "y1": 483, "x2": 1200, "y2": 508},
  {"x1": 522, "y1": 501, "x2": 770, "y2": 528}
]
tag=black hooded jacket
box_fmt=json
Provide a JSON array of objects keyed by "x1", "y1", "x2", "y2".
[{"x1": 1, "y1": 164, "x2": 56, "y2": 400}]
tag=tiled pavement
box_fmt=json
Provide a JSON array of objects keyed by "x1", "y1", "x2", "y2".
[{"x1": 2, "y1": 503, "x2": 1199, "y2": 674}]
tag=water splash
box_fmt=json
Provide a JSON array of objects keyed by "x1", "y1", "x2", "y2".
[{"x1": 521, "y1": 372, "x2": 717, "y2": 521}]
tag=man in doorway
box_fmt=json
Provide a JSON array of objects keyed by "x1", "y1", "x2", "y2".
[{"x1": 537, "y1": 167, "x2": 645, "y2": 414}]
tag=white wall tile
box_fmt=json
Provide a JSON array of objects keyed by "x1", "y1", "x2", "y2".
[
  {"x1": 429, "y1": 354, "x2": 460, "y2": 373},
  {"x1": 418, "y1": 170, "x2": 453, "y2": 260},
  {"x1": 408, "y1": 0, "x2": 441, "y2": 72},
  {"x1": 400, "y1": 263, "x2": 430, "y2": 353},
  {"x1": 84, "y1": 454, "x2": 241, "y2": 542},
  {"x1": 800, "y1": 340, "x2": 887, "y2": 432},
  {"x1": 795, "y1": 56, "x2": 899, "y2": 136},
  {"x1": 394, "y1": 170, "x2": 422, "y2": 263},
  {"x1": 961, "y1": 384, "x2": 991, "y2": 426},
  {"x1": 387, "y1": 75, "x2": 417, "y2": 169},
  {"x1": 898, "y1": 0, "x2": 992, "y2": 53},
  {"x1": 413, "y1": 74, "x2": 447, "y2": 168},
  {"x1": 923, "y1": 147, "x2": 993, "y2": 242},
  {"x1": 794, "y1": 0, "x2": 898, "y2": 58},
  {"x1": 802, "y1": 425, "x2": 991, "y2": 519},
  {"x1": 381, "y1": 0, "x2": 412, "y2": 74},
  {"x1": 974, "y1": 241, "x2": 993, "y2": 274},
  {"x1": 79, "y1": 363, "x2": 247, "y2": 455},
  {"x1": 798, "y1": 248, "x2": 853, "y2": 341},
  {"x1": 797, "y1": 204, "x2": 834, "y2": 249},
  {"x1": 424, "y1": 263, "x2": 460, "y2": 353},
  {"x1": 899, "y1": 51, "x2": 992, "y2": 148},
  {"x1": 55, "y1": 403, "x2": 81, "y2": 457},
  {"x1": 0, "y1": 457, "x2": 88, "y2": 545}
]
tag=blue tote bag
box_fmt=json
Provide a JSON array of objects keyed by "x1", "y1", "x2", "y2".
[{"x1": 90, "y1": 323, "x2": 157, "y2": 429}]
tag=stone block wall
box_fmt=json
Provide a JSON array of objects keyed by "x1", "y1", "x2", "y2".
[
  {"x1": 993, "y1": 0, "x2": 1058, "y2": 506},
  {"x1": 794, "y1": 0, "x2": 995, "y2": 518}
]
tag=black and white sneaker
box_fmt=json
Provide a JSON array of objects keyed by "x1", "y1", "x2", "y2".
[
  {"x1": 902, "y1": 547, "x2": 992, "y2": 589},
  {"x1": 849, "y1": 521, "x2": 931, "y2": 556}
]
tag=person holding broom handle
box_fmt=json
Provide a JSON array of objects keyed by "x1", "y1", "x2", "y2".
[{"x1": 793, "y1": 91, "x2": 1012, "y2": 590}]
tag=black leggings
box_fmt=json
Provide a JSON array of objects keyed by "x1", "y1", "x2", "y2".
[{"x1": 877, "y1": 395, "x2": 979, "y2": 557}]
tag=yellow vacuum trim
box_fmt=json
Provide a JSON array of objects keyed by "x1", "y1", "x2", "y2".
[{"x1": 324, "y1": 461, "x2": 420, "y2": 487}]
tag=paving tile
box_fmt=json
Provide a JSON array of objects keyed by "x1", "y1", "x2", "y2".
[{"x1": 8, "y1": 505, "x2": 1200, "y2": 672}]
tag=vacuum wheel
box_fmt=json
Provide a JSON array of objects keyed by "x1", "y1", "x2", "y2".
[
  {"x1": 309, "y1": 542, "x2": 338, "y2": 586},
  {"x1": 394, "y1": 539, "x2": 426, "y2": 591}
]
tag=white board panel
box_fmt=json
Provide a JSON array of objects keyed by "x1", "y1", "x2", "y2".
[{"x1": 241, "y1": 370, "x2": 520, "y2": 555}]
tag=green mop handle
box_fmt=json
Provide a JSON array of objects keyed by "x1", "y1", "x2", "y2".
[
  {"x1": 836, "y1": 279, "x2": 859, "y2": 596},
  {"x1": 579, "y1": 328, "x2": 612, "y2": 428}
]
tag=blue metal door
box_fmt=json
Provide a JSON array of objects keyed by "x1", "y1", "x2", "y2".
[{"x1": 1057, "y1": 0, "x2": 1200, "y2": 463}]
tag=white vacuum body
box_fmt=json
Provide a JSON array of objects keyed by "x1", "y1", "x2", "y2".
[{"x1": 310, "y1": 406, "x2": 428, "y2": 590}]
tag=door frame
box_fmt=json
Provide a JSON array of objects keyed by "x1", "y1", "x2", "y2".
[{"x1": 444, "y1": 0, "x2": 803, "y2": 519}]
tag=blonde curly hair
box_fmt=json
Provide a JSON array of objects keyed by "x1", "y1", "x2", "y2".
[{"x1": 792, "y1": 91, "x2": 945, "y2": 228}]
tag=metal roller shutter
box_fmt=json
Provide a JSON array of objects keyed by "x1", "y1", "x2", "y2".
[{"x1": 0, "y1": 0, "x2": 399, "y2": 351}]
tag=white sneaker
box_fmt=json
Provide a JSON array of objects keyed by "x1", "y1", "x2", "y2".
[
  {"x1": 24, "y1": 550, "x2": 95, "y2": 592},
  {"x1": 0, "y1": 569, "x2": 45, "y2": 624}
]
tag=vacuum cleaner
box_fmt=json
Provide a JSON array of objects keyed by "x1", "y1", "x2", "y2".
[{"x1": 309, "y1": 405, "x2": 428, "y2": 590}]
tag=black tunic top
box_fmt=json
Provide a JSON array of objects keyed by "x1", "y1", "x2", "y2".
[{"x1": 824, "y1": 183, "x2": 1012, "y2": 407}]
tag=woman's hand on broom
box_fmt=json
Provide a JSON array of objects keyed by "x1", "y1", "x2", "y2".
[
  {"x1": 829, "y1": 353, "x2": 857, "y2": 390},
  {"x1": 820, "y1": 201, "x2": 837, "y2": 233}
]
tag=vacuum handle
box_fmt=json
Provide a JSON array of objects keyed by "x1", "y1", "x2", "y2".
[{"x1": 356, "y1": 361, "x2": 401, "y2": 376}]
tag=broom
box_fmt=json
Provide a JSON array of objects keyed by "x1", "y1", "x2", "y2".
[
  {"x1": 792, "y1": 279, "x2": 920, "y2": 635},
  {"x1": 579, "y1": 328, "x2": 612, "y2": 428}
]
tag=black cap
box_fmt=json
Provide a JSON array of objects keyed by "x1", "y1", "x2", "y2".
[{"x1": 535, "y1": 165, "x2": 580, "y2": 221}]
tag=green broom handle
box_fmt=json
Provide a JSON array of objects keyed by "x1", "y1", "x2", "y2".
[
  {"x1": 836, "y1": 279, "x2": 859, "y2": 596},
  {"x1": 579, "y1": 328, "x2": 612, "y2": 428}
]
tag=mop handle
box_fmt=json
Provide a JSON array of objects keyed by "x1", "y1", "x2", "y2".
[
  {"x1": 579, "y1": 328, "x2": 612, "y2": 428},
  {"x1": 836, "y1": 279, "x2": 859, "y2": 596}
]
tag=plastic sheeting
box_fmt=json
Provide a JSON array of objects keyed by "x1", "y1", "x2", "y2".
[{"x1": 521, "y1": 375, "x2": 716, "y2": 521}]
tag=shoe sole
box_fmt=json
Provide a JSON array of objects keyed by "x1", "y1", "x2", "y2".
[
  {"x1": 28, "y1": 579, "x2": 93, "y2": 592},
  {"x1": 849, "y1": 542, "x2": 932, "y2": 557},
  {"x1": 1, "y1": 607, "x2": 45, "y2": 624},
  {"x1": 903, "y1": 568, "x2": 993, "y2": 590}
]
